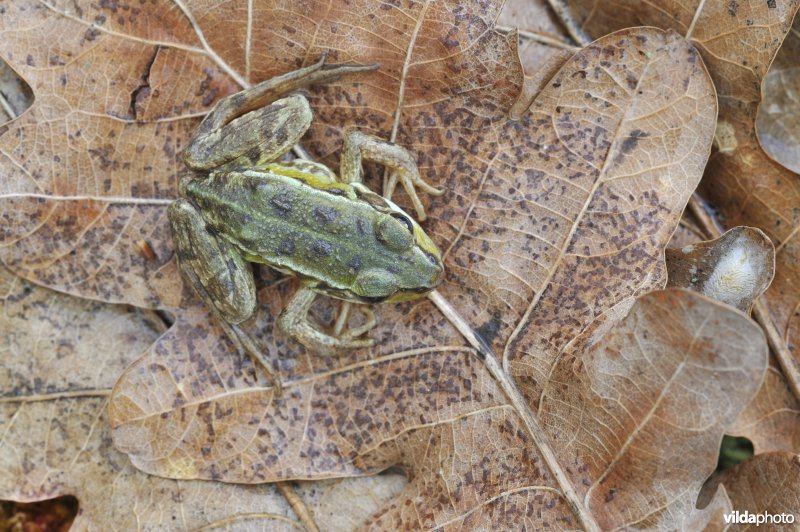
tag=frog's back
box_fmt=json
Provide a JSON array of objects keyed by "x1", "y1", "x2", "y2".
[{"x1": 185, "y1": 168, "x2": 396, "y2": 293}]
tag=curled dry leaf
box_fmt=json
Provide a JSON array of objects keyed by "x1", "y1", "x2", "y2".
[
  {"x1": 756, "y1": 16, "x2": 800, "y2": 174},
  {"x1": 698, "y1": 452, "x2": 800, "y2": 529},
  {"x1": 0, "y1": 266, "x2": 401, "y2": 529},
  {"x1": 106, "y1": 26, "x2": 763, "y2": 528},
  {"x1": 666, "y1": 226, "x2": 775, "y2": 312}
]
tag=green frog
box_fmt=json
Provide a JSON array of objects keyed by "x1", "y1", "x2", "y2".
[{"x1": 169, "y1": 56, "x2": 444, "y2": 390}]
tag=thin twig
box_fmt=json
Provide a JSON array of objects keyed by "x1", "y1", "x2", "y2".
[
  {"x1": 277, "y1": 482, "x2": 320, "y2": 532},
  {"x1": 546, "y1": 0, "x2": 591, "y2": 46}
]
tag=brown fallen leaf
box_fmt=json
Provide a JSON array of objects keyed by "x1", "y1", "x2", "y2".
[
  {"x1": 664, "y1": 226, "x2": 793, "y2": 457},
  {"x1": 111, "y1": 285, "x2": 765, "y2": 529},
  {"x1": 0, "y1": 265, "x2": 402, "y2": 529},
  {"x1": 666, "y1": 226, "x2": 775, "y2": 312},
  {"x1": 698, "y1": 453, "x2": 800, "y2": 530},
  {"x1": 497, "y1": 0, "x2": 578, "y2": 119},
  {"x1": 756, "y1": 16, "x2": 800, "y2": 175}
]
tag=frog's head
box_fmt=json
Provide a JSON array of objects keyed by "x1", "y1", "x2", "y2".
[{"x1": 350, "y1": 204, "x2": 444, "y2": 303}]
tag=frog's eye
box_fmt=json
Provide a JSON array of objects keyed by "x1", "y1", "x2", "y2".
[
  {"x1": 390, "y1": 213, "x2": 414, "y2": 233},
  {"x1": 377, "y1": 215, "x2": 414, "y2": 251}
]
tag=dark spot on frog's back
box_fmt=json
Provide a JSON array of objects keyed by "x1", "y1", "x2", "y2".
[
  {"x1": 312, "y1": 204, "x2": 340, "y2": 226},
  {"x1": 311, "y1": 239, "x2": 333, "y2": 258},
  {"x1": 271, "y1": 187, "x2": 294, "y2": 216},
  {"x1": 278, "y1": 238, "x2": 295, "y2": 255}
]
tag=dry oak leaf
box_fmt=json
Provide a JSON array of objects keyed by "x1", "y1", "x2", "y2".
[
  {"x1": 663, "y1": 226, "x2": 800, "y2": 456},
  {"x1": 665, "y1": 226, "x2": 775, "y2": 312},
  {"x1": 567, "y1": 0, "x2": 800, "y2": 402},
  {"x1": 108, "y1": 27, "x2": 759, "y2": 529},
  {"x1": 0, "y1": 265, "x2": 404, "y2": 529}
]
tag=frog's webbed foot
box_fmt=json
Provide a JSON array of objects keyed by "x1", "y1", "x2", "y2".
[
  {"x1": 184, "y1": 56, "x2": 378, "y2": 172},
  {"x1": 278, "y1": 287, "x2": 377, "y2": 356},
  {"x1": 339, "y1": 130, "x2": 444, "y2": 221}
]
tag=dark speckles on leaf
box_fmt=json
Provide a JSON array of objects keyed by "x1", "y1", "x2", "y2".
[{"x1": 620, "y1": 129, "x2": 649, "y2": 155}]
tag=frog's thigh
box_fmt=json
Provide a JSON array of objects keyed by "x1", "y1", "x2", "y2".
[
  {"x1": 184, "y1": 94, "x2": 313, "y2": 171},
  {"x1": 169, "y1": 200, "x2": 257, "y2": 324}
]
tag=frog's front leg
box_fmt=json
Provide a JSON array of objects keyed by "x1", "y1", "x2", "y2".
[
  {"x1": 340, "y1": 131, "x2": 444, "y2": 221},
  {"x1": 169, "y1": 200, "x2": 282, "y2": 390},
  {"x1": 277, "y1": 287, "x2": 376, "y2": 355},
  {"x1": 184, "y1": 56, "x2": 378, "y2": 172}
]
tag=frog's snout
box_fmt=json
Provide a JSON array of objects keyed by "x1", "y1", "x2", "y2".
[{"x1": 423, "y1": 251, "x2": 445, "y2": 289}]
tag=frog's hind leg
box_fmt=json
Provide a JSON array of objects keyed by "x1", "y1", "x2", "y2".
[
  {"x1": 278, "y1": 287, "x2": 375, "y2": 356},
  {"x1": 169, "y1": 200, "x2": 282, "y2": 391},
  {"x1": 184, "y1": 56, "x2": 378, "y2": 172},
  {"x1": 339, "y1": 131, "x2": 443, "y2": 221}
]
